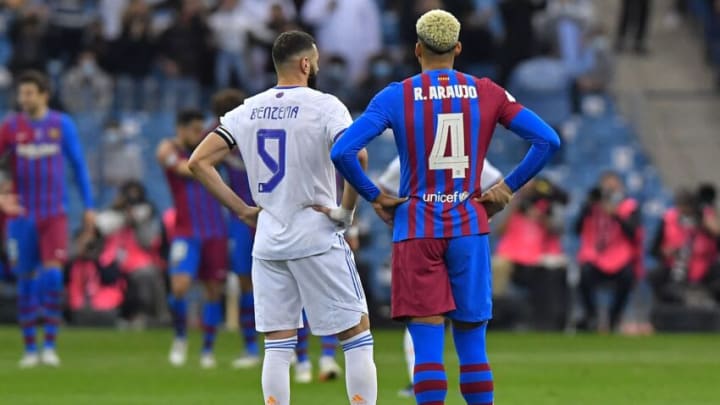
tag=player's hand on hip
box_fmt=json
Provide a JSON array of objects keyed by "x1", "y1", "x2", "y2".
[
  {"x1": 82, "y1": 210, "x2": 97, "y2": 231},
  {"x1": 372, "y1": 193, "x2": 407, "y2": 225},
  {"x1": 312, "y1": 205, "x2": 354, "y2": 228},
  {"x1": 0, "y1": 193, "x2": 25, "y2": 216},
  {"x1": 237, "y1": 206, "x2": 262, "y2": 228},
  {"x1": 475, "y1": 180, "x2": 513, "y2": 218}
]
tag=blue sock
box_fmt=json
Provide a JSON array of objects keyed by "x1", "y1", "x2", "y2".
[
  {"x1": 239, "y1": 293, "x2": 258, "y2": 356},
  {"x1": 40, "y1": 268, "x2": 63, "y2": 350},
  {"x1": 408, "y1": 323, "x2": 447, "y2": 404},
  {"x1": 167, "y1": 295, "x2": 188, "y2": 339},
  {"x1": 202, "y1": 301, "x2": 222, "y2": 354},
  {"x1": 17, "y1": 276, "x2": 39, "y2": 353},
  {"x1": 296, "y1": 312, "x2": 310, "y2": 363},
  {"x1": 453, "y1": 323, "x2": 493, "y2": 405},
  {"x1": 321, "y1": 335, "x2": 338, "y2": 358}
]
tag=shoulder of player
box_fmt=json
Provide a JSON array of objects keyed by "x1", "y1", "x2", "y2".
[{"x1": 156, "y1": 138, "x2": 177, "y2": 158}]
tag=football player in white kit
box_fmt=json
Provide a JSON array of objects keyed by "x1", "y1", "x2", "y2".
[
  {"x1": 188, "y1": 31, "x2": 377, "y2": 405},
  {"x1": 377, "y1": 155, "x2": 503, "y2": 398}
]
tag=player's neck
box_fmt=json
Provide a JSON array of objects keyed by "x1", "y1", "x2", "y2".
[
  {"x1": 420, "y1": 62, "x2": 454, "y2": 72},
  {"x1": 26, "y1": 105, "x2": 49, "y2": 121},
  {"x1": 276, "y1": 74, "x2": 307, "y2": 88}
]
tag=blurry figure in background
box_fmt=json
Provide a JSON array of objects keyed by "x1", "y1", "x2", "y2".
[
  {"x1": 95, "y1": 181, "x2": 166, "y2": 328},
  {"x1": 293, "y1": 310, "x2": 343, "y2": 384},
  {"x1": 209, "y1": 89, "x2": 261, "y2": 369},
  {"x1": 615, "y1": 0, "x2": 651, "y2": 54},
  {"x1": 497, "y1": 0, "x2": 547, "y2": 85},
  {"x1": 575, "y1": 172, "x2": 643, "y2": 332},
  {"x1": 95, "y1": 120, "x2": 144, "y2": 198},
  {"x1": 156, "y1": 110, "x2": 228, "y2": 369},
  {"x1": 575, "y1": 23, "x2": 614, "y2": 96},
  {"x1": 158, "y1": 0, "x2": 211, "y2": 110},
  {"x1": 351, "y1": 54, "x2": 396, "y2": 111},
  {"x1": 46, "y1": 0, "x2": 97, "y2": 65},
  {"x1": 60, "y1": 50, "x2": 113, "y2": 117},
  {"x1": 1, "y1": 71, "x2": 96, "y2": 368},
  {"x1": 8, "y1": 6, "x2": 50, "y2": 75},
  {"x1": 111, "y1": 0, "x2": 158, "y2": 112},
  {"x1": 650, "y1": 188, "x2": 720, "y2": 307},
  {"x1": 66, "y1": 228, "x2": 125, "y2": 324},
  {"x1": 494, "y1": 178, "x2": 569, "y2": 330},
  {"x1": 447, "y1": 0, "x2": 503, "y2": 77},
  {"x1": 208, "y1": 0, "x2": 274, "y2": 92},
  {"x1": 316, "y1": 55, "x2": 353, "y2": 106},
  {"x1": 301, "y1": 0, "x2": 382, "y2": 84}
]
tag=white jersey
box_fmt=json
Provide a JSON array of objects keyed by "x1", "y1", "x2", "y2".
[
  {"x1": 217, "y1": 86, "x2": 352, "y2": 260},
  {"x1": 377, "y1": 156, "x2": 503, "y2": 197}
]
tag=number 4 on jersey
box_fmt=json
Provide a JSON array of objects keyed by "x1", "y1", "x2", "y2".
[{"x1": 428, "y1": 113, "x2": 469, "y2": 179}]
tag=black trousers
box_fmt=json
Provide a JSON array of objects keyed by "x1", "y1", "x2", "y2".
[
  {"x1": 579, "y1": 263, "x2": 634, "y2": 330},
  {"x1": 512, "y1": 264, "x2": 569, "y2": 331},
  {"x1": 617, "y1": 0, "x2": 652, "y2": 45}
]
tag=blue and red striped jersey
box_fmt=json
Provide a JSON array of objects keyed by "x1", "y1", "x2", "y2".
[
  {"x1": 164, "y1": 142, "x2": 226, "y2": 239},
  {"x1": 334, "y1": 70, "x2": 524, "y2": 241},
  {"x1": 0, "y1": 110, "x2": 94, "y2": 220},
  {"x1": 225, "y1": 148, "x2": 255, "y2": 207}
]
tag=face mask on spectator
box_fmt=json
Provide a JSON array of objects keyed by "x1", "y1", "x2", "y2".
[
  {"x1": 81, "y1": 60, "x2": 96, "y2": 76},
  {"x1": 371, "y1": 61, "x2": 392, "y2": 79}
]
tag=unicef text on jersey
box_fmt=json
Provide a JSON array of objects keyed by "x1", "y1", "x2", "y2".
[{"x1": 422, "y1": 191, "x2": 470, "y2": 203}]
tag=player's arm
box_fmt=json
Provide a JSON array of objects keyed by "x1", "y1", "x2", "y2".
[
  {"x1": 156, "y1": 140, "x2": 194, "y2": 178},
  {"x1": 61, "y1": 114, "x2": 95, "y2": 229},
  {"x1": 188, "y1": 130, "x2": 260, "y2": 227}
]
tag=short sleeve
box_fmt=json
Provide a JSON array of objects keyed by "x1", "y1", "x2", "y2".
[
  {"x1": 481, "y1": 78, "x2": 524, "y2": 128},
  {"x1": 217, "y1": 105, "x2": 245, "y2": 149},
  {"x1": 377, "y1": 156, "x2": 401, "y2": 196},
  {"x1": 323, "y1": 96, "x2": 353, "y2": 145},
  {"x1": 479, "y1": 159, "x2": 503, "y2": 192}
]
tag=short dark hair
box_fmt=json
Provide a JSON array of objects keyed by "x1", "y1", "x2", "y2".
[
  {"x1": 176, "y1": 109, "x2": 205, "y2": 126},
  {"x1": 17, "y1": 70, "x2": 50, "y2": 94},
  {"x1": 272, "y1": 30, "x2": 316, "y2": 68},
  {"x1": 211, "y1": 89, "x2": 245, "y2": 117}
]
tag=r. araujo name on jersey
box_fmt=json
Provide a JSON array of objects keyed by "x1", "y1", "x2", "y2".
[{"x1": 216, "y1": 86, "x2": 352, "y2": 261}]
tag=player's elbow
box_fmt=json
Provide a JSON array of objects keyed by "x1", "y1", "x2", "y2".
[
  {"x1": 547, "y1": 130, "x2": 561, "y2": 153},
  {"x1": 330, "y1": 144, "x2": 347, "y2": 167},
  {"x1": 187, "y1": 154, "x2": 202, "y2": 175}
]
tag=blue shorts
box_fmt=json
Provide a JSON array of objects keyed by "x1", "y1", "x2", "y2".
[
  {"x1": 169, "y1": 236, "x2": 228, "y2": 282},
  {"x1": 228, "y1": 219, "x2": 254, "y2": 276},
  {"x1": 391, "y1": 234, "x2": 492, "y2": 322},
  {"x1": 7, "y1": 216, "x2": 69, "y2": 275}
]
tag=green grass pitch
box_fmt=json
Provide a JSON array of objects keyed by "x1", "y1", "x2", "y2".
[{"x1": 0, "y1": 327, "x2": 718, "y2": 404}]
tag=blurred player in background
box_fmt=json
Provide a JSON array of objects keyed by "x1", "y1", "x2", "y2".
[
  {"x1": 378, "y1": 156, "x2": 503, "y2": 397},
  {"x1": 210, "y1": 89, "x2": 261, "y2": 369},
  {"x1": 332, "y1": 10, "x2": 560, "y2": 405},
  {"x1": 189, "y1": 31, "x2": 377, "y2": 405},
  {"x1": 0, "y1": 70, "x2": 95, "y2": 368},
  {"x1": 293, "y1": 310, "x2": 342, "y2": 383},
  {"x1": 156, "y1": 110, "x2": 228, "y2": 369}
]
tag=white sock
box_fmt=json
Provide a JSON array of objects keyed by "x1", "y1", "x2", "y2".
[
  {"x1": 262, "y1": 337, "x2": 297, "y2": 405},
  {"x1": 403, "y1": 327, "x2": 415, "y2": 383},
  {"x1": 341, "y1": 331, "x2": 377, "y2": 405}
]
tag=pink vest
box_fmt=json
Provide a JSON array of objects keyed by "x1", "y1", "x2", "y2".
[
  {"x1": 67, "y1": 260, "x2": 124, "y2": 311},
  {"x1": 100, "y1": 226, "x2": 156, "y2": 274},
  {"x1": 496, "y1": 211, "x2": 562, "y2": 265},
  {"x1": 577, "y1": 199, "x2": 640, "y2": 274},
  {"x1": 662, "y1": 208, "x2": 717, "y2": 283}
]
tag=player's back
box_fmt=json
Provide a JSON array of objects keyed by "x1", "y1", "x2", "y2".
[
  {"x1": 219, "y1": 86, "x2": 352, "y2": 260},
  {"x1": 374, "y1": 69, "x2": 522, "y2": 241}
]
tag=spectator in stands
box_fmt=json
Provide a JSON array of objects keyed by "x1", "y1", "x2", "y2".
[
  {"x1": 497, "y1": 0, "x2": 547, "y2": 85},
  {"x1": 302, "y1": 0, "x2": 382, "y2": 84},
  {"x1": 575, "y1": 172, "x2": 643, "y2": 332},
  {"x1": 95, "y1": 120, "x2": 144, "y2": 195},
  {"x1": 208, "y1": 0, "x2": 273, "y2": 92},
  {"x1": 650, "y1": 188, "x2": 720, "y2": 307},
  {"x1": 60, "y1": 50, "x2": 113, "y2": 116},
  {"x1": 95, "y1": 180, "x2": 166, "y2": 327},
  {"x1": 111, "y1": 0, "x2": 158, "y2": 112},
  {"x1": 8, "y1": 6, "x2": 50, "y2": 75},
  {"x1": 446, "y1": 0, "x2": 503, "y2": 78},
  {"x1": 316, "y1": 55, "x2": 353, "y2": 106},
  {"x1": 46, "y1": 0, "x2": 98, "y2": 65},
  {"x1": 494, "y1": 178, "x2": 569, "y2": 330},
  {"x1": 575, "y1": 23, "x2": 615, "y2": 95},
  {"x1": 351, "y1": 54, "x2": 397, "y2": 111},
  {"x1": 158, "y1": 0, "x2": 212, "y2": 110},
  {"x1": 616, "y1": 0, "x2": 651, "y2": 54}
]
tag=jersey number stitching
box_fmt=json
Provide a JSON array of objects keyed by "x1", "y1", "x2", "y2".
[
  {"x1": 257, "y1": 129, "x2": 287, "y2": 193},
  {"x1": 428, "y1": 113, "x2": 469, "y2": 179}
]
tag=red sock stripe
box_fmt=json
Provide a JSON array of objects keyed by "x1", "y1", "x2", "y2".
[
  {"x1": 460, "y1": 363, "x2": 491, "y2": 373},
  {"x1": 414, "y1": 363, "x2": 445, "y2": 373},
  {"x1": 414, "y1": 380, "x2": 448, "y2": 393},
  {"x1": 460, "y1": 381, "x2": 494, "y2": 394}
]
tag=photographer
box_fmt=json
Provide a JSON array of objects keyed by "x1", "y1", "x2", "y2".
[
  {"x1": 575, "y1": 172, "x2": 643, "y2": 332},
  {"x1": 650, "y1": 188, "x2": 720, "y2": 307},
  {"x1": 95, "y1": 181, "x2": 166, "y2": 327},
  {"x1": 494, "y1": 178, "x2": 569, "y2": 330}
]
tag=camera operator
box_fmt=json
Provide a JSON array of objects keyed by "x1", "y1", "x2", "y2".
[
  {"x1": 494, "y1": 178, "x2": 569, "y2": 330},
  {"x1": 95, "y1": 180, "x2": 166, "y2": 327},
  {"x1": 650, "y1": 188, "x2": 720, "y2": 306},
  {"x1": 575, "y1": 172, "x2": 643, "y2": 332}
]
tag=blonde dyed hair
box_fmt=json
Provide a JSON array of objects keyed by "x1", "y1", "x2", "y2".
[{"x1": 416, "y1": 9, "x2": 461, "y2": 53}]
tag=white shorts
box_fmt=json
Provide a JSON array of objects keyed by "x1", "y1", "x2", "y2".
[{"x1": 253, "y1": 234, "x2": 368, "y2": 336}]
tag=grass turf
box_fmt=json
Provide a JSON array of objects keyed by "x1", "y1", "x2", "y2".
[{"x1": 0, "y1": 327, "x2": 718, "y2": 404}]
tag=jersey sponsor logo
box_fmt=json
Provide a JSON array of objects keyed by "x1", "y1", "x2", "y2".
[
  {"x1": 16, "y1": 143, "x2": 60, "y2": 159},
  {"x1": 422, "y1": 191, "x2": 470, "y2": 203},
  {"x1": 249, "y1": 105, "x2": 300, "y2": 121},
  {"x1": 413, "y1": 84, "x2": 478, "y2": 101}
]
